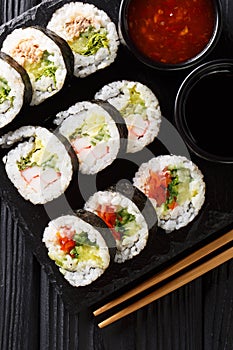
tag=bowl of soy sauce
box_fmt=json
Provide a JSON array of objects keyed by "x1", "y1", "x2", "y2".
[{"x1": 174, "y1": 59, "x2": 233, "y2": 163}]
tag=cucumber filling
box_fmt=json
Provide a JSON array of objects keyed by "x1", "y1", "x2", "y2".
[
  {"x1": 69, "y1": 114, "x2": 110, "y2": 146},
  {"x1": 120, "y1": 86, "x2": 147, "y2": 119},
  {"x1": 17, "y1": 138, "x2": 58, "y2": 171},
  {"x1": 25, "y1": 50, "x2": 58, "y2": 92},
  {"x1": 49, "y1": 230, "x2": 104, "y2": 271}
]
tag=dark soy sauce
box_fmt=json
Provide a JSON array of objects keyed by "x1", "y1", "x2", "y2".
[{"x1": 184, "y1": 71, "x2": 233, "y2": 157}]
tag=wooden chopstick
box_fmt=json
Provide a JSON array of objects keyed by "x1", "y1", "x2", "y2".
[
  {"x1": 97, "y1": 245, "x2": 233, "y2": 328},
  {"x1": 94, "y1": 229, "x2": 233, "y2": 317}
]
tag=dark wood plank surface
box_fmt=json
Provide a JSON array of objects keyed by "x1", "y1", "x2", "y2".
[{"x1": 0, "y1": 1, "x2": 233, "y2": 349}]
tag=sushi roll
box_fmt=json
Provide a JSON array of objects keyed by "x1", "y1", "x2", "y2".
[
  {"x1": 42, "y1": 210, "x2": 115, "y2": 287},
  {"x1": 84, "y1": 183, "x2": 153, "y2": 263},
  {"x1": 1, "y1": 25, "x2": 74, "y2": 106},
  {"x1": 0, "y1": 52, "x2": 32, "y2": 129},
  {"x1": 46, "y1": 2, "x2": 119, "y2": 78},
  {"x1": 94, "y1": 80, "x2": 162, "y2": 153},
  {"x1": 54, "y1": 100, "x2": 128, "y2": 175},
  {"x1": 133, "y1": 155, "x2": 206, "y2": 232},
  {"x1": 1, "y1": 126, "x2": 73, "y2": 204}
]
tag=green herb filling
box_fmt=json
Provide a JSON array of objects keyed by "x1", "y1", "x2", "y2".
[
  {"x1": 68, "y1": 26, "x2": 109, "y2": 56},
  {"x1": 0, "y1": 77, "x2": 14, "y2": 106}
]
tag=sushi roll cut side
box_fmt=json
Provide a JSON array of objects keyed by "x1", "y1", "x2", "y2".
[
  {"x1": 109, "y1": 180, "x2": 158, "y2": 234},
  {"x1": 2, "y1": 126, "x2": 72, "y2": 204},
  {"x1": 0, "y1": 52, "x2": 32, "y2": 129},
  {"x1": 84, "y1": 190, "x2": 149, "y2": 263},
  {"x1": 46, "y1": 1, "x2": 119, "y2": 78},
  {"x1": 42, "y1": 214, "x2": 111, "y2": 287},
  {"x1": 55, "y1": 101, "x2": 123, "y2": 175},
  {"x1": 95, "y1": 80, "x2": 162, "y2": 153},
  {"x1": 1, "y1": 26, "x2": 73, "y2": 106},
  {"x1": 133, "y1": 155, "x2": 206, "y2": 232}
]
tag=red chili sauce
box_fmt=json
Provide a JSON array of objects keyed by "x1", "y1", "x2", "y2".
[{"x1": 127, "y1": 0, "x2": 216, "y2": 64}]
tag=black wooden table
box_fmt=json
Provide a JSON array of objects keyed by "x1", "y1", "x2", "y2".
[{"x1": 0, "y1": 1, "x2": 233, "y2": 349}]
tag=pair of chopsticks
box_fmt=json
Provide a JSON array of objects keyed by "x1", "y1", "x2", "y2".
[{"x1": 94, "y1": 229, "x2": 233, "y2": 328}]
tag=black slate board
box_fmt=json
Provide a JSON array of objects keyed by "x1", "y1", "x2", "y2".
[{"x1": 0, "y1": 0, "x2": 233, "y2": 314}]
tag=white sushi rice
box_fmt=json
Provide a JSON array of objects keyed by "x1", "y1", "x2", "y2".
[
  {"x1": 94, "y1": 80, "x2": 162, "y2": 153},
  {"x1": 0, "y1": 57, "x2": 25, "y2": 128},
  {"x1": 84, "y1": 190, "x2": 149, "y2": 263},
  {"x1": 1, "y1": 27, "x2": 68, "y2": 105},
  {"x1": 133, "y1": 155, "x2": 206, "y2": 232},
  {"x1": 55, "y1": 101, "x2": 120, "y2": 175},
  {"x1": 2, "y1": 126, "x2": 72, "y2": 204},
  {"x1": 46, "y1": 2, "x2": 119, "y2": 78},
  {"x1": 42, "y1": 215, "x2": 110, "y2": 287}
]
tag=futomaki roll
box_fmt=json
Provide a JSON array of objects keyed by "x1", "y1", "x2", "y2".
[
  {"x1": 94, "y1": 80, "x2": 162, "y2": 153},
  {"x1": 46, "y1": 2, "x2": 119, "y2": 78},
  {"x1": 1, "y1": 126, "x2": 73, "y2": 204},
  {"x1": 54, "y1": 100, "x2": 127, "y2": 175},
  {"x1": 0, "y1": 52, "x2": 32, "y2": 129},
  {"x1": 133, "y1": 155, "x2": 206, "y2": 232},
  {"x1": 42, "y1": 211, "x2": 115, "y2": 287},
  {"x1": 1, "y1": 26, "x2": 74, "y2": 105},
  {"x1": 84, "y1": 185, "x2": 151, "y2": 263}
]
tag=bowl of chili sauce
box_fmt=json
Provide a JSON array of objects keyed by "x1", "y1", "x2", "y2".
[
  {"x1": 174, "y1": 59, "x2": 233, "y2": 163},
  {"x1": 119, "y1": 0, "x2": 222, "y2": 70}
]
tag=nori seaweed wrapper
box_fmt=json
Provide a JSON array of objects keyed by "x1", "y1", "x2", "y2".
[{"x1": 0, "y1": 51, "x2": 33, "y2": 106}]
